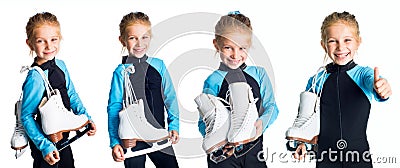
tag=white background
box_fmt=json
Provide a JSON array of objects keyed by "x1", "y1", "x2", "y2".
[{"x1": 1, "y1": 0, "x2": 398, "y2": 168}]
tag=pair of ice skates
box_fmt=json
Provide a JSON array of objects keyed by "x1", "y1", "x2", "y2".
[
  {"x1": 285, "y1": 67, "x2": 326, "y2": 153},
  {"x1": 194, "y1": 82, "x2": 259, "y2": 163},
  {"x1": 118, "y1": 65, "x2": 172, "y2": 159},
  {"x1": 10, "y1": 66, "x2": 92, "y2": 158}
]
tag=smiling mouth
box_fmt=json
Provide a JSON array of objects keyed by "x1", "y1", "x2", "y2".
[{"x1": 334, "y1": 52, "x2": 350, "y2": 58}]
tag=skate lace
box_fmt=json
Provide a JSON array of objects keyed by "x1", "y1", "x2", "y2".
[
  {"x1": 123, "y1": 65, "x2": 138, "y2": 107},
  {"x1": 204, "y1": 97, "x2": 229, "y2": 135},
  {"x1": 14, "y1": 121, "x2": 25, "y2": 134}
]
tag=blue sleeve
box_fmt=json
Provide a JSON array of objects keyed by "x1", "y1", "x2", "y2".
[
  {"x1": 147, "y1": 58, "x2": 180, "y2": 133},
  {"x1": 21, "y1": 70, "x2": 57, "y2": 158},
  {"x1": 348, "y1": 65, "x2": 388, "y2": 102},
  {"x1": 57, "y1": 60, "x2": 91, "y2": 120},
  {"x1": 157, "y1": 60, "x2": 180, "y2": 133},
  {"x1": 107, "y1": 65, "x2": 125, "y2": 148},
  {"x1": 254, "y1": 67, "x2": 279, "y2": 133}
]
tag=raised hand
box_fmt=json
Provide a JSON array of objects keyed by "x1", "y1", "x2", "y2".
[{"x1": 374, "y1": 67, "x2": 392, "y2": 99}]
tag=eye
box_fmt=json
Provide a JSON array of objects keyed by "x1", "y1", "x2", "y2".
[
  {"x1": 128, "y1": 36, "x2": 137, "y2": 41},
  {"x1": 344, "y1": 38, "x2": 352, "y2": 42},
  {"x1": 327, "y1": 39, "x2": 336, "y2": 43},
  {"x1": 142, "y1": 35, "x2": 150, "y2": 40},
  {"x1": 51, "y1": 38, "x2": 59, "y2": 42},
  {"x1": 36, "y1": 39, "x2": 44, "y2": 43}
]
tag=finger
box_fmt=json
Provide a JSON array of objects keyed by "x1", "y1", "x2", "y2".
[{"x1": 374, "y1": 67, "x2": 380, "y2": 82}]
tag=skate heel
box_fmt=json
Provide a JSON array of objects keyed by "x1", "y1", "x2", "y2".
[
  {"x1": 49, "y1": 131, "x2": 64, "y2": 143},
  {"x1": 11, "y1": 144, "x2": 28, "y2": 150}
]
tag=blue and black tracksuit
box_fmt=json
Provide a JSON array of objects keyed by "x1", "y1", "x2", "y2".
[
  {"x1": 21, "y1": 58, "x2": 92, "y2": 168},
  {"x1": 199, "y1": 63, "x2": 279, "y2": 167},
  {"x1": 107, "y1": 55, "x2": 179, "y2": 168},
  {"x1": 307, "y1": 60, "x2": 387, "y2": 168}
]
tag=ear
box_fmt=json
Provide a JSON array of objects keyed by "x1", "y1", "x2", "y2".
[
  {"x1": 119, "y1": 36, "x2": 126, "y2": 47},
  {"x1": 26, "y1": 39, "x2": 34, "y2": 51},
  {"x1": 213, "y1": 39, "x2": 219, "y2": 51},
  {"x1": 320, "y1": 40, "x2": 327, "y2": 53}
]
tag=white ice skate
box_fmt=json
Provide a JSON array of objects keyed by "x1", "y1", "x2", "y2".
[
  {"x1": 10, "y1": 98, "x2": 29, "y2": 159},
  {"x1": 285, "y1": 67, "x2": 326, "y2": 151},
  {"x1": 119, "y1": 65, "x2": 171, "y2": 158},
  {"x1": 32, "y1": 66, "x2": 91, "y2": 151},
  {"x1": 285, "y1": 91, "x2": 320, "y2": 145},
  {"x1": 227, "y1": 82, "x2": 259, "y2": 146},
  {"x1": 194, "y1": 93, "x2": 230, "y2": 154}
]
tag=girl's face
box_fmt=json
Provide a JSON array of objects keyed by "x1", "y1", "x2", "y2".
[
  {"x1": 120, "y1": 24, "x2": 151, "y2": 58},
  {"x1": 28, "y1": 25, "x2": 60, "y2": 65},
  {"x1": 214, "y1": 32, "x2": 251, "y2": 69},
  {"x1": 322, "y1": 23, "x2": 361, "y2": 65}
]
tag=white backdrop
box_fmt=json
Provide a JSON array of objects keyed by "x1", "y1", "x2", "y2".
[{"x1": 1, "y1": 0, "x2": 398, "y2": 168}]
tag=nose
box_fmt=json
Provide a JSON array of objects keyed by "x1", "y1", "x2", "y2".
[
  {"x1": 230, "y1": 49, "x2": 239, "y2": 59},
  {"x1": 45, "y1": 41, "x2": 52, "y2": 50},
  {"x1": 337, "y1": 41, "x2": 346, "y2": 51}
]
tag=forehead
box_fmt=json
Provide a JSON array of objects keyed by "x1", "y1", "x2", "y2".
[
  {"x1": 326, "y1": 23, "x2": 357, "y2": 36},
  {"x1": 33, "y1": 24, "x2": 60, "y2": 37},
  {"x1": 218, "y1": 32, "x2": 251, "y2": 46},
  {"x1": 125, "y1": 24, "x2": 151, "y2": 35}
]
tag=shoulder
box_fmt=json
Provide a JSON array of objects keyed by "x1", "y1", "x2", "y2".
[{"x1": 147, "y1": 57, "x2": 165, "y2": 67}]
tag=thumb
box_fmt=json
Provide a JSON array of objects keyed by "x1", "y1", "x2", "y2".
[{"x1": 374, "y1": 67, "x2": 380, "y2": 82}]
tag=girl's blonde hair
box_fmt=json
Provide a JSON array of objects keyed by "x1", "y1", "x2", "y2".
[
  {"x1": 26, "y1": 12, "x2": 61, "y2": 44},
  {"x1": 214, "y1": 12, "x2": 253, "y2": 46},
  {"x1": 321, "y1": 11, "x2": 360, "y2": 45},
  {"x1": 119, "y1": 12, "x2": 151, "y2": 38}
]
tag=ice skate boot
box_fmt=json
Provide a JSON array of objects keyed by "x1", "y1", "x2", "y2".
[
  {"x1": 118, "y1": 99, "x2": 172, "y2": 158},
  {"x1": 39, "y1": 89, "x2": 91, "y2": 151},
  {"x1": 194, "y1": 93, "x2": 230, "y2": 154},
  {"x1": 227, "y1": 82, "x2": 259, "y2": 146},
  {"x1": 10, "y1": 99, "x2": 28, "y2": 159},
  {"x1": 285, "y1": 91, "x2": 319, "y2": 151}
]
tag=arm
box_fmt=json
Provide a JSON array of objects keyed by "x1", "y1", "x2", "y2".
[
  {"x1": 58, "y1": 60, "x2": 91, "y2": 120},
  {"x1": 107, "y1": 65, "x2": 125, "y2": 148},
  {"x1": 257, "y1": 67, "x2": 279, "y2": 133},
  {"x1": 159, "y1": 61, "x2": 180, "y2": 134},
  {"x1": 21, "y1": 70, "x2": 57, "y2": 158}
]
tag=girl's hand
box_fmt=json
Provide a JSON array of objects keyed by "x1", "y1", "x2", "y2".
[
  {"x1": 86, "y1": 122, "x2": 96, "y2": 136},
  {"x1": 254, "y1": 119, "x2": 263, "y2": 139},
  {"x1": 293, "y1": 143, "x2": 307, "y2": 160},
  {"x1": 112, "y1": 144, "x2": 125, "y2": 162},
  {"x1": 169, "y1": 130, "x2": 179, "y2": 144},
  {"x1": 44, "y1": 150, "x2": 60, "y2": 165},
  {"x1": 374, "y1": 67, "x2": 392, "y2": 99}
]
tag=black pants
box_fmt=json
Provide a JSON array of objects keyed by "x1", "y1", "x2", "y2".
[
  {"x1": 124, "y1": 141, "x2": 179, "y2": 168},
  {"x1": 207, "y1": 137, "x2": 267, "y2": 168},
  {"x1": 29, "y1": 138, "x2": 75, "y2": 168}
]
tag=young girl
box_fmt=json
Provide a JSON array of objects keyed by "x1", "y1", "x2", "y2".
[
  {"x1": 293, "y1": 11, "x2": 392, "y2": 168},
  {"x1": 107, "y1": 12, "x2": 180, "y2": 168},
  {"x1": 21, "y1": 12, "x2": 96, "y2": 167},
  {"x1": 198, "y1": 11, "x2": 279, "y2": 167}
]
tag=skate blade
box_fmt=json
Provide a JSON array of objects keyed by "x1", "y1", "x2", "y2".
[
  {"x1": 56, "y1": 123, "x2": 93, "y2": 151},
  {"x1": 14, "y1": 148, "x2": 27, "y2": 159},
  {"x1": 209, "y1": 147, "x2": 235, "y2": 164},
  {"x1": 49, "y1": 120, "x2": 91, "y2": 143},
  {"x1": 123, "y1": 139, "x2": 172, "y2": 159},
  {"x1": 286, "y1": 135, "x2": 318, "y2": 144},
  {"x1": 205, "y1": 140, "x2": 228, "y2": 154}
]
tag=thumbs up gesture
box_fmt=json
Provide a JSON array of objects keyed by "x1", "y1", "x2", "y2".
[{"x1": 374, "y1": 67, "x2": 392, "y2": 99}]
